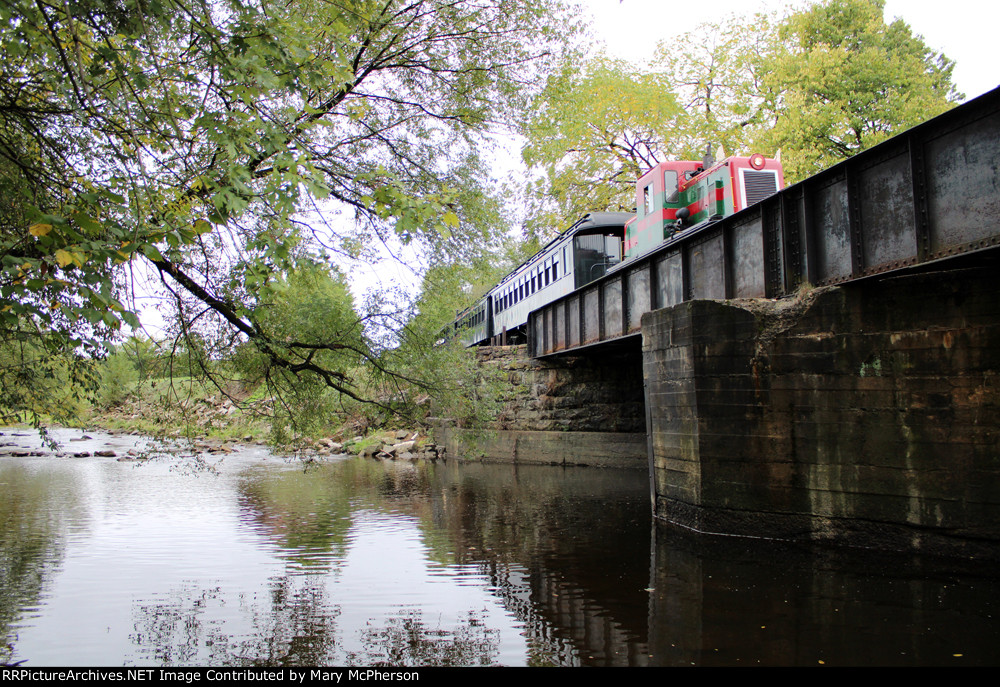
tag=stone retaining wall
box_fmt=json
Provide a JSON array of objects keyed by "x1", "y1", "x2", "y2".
[{"x1": 432, "y1": 344, "x2": 647, "y2": 468}]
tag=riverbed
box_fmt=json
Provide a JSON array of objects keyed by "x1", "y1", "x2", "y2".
[{"x1": 2, "y1": 428, "x2": 998, "y2": 666}]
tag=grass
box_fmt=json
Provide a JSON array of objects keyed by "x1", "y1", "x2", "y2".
[{"x1": 85, "y1": 373, "x2": 272, "y2": 444}]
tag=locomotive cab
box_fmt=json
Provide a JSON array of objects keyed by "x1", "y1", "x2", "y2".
[
  {"x1": 624, "y1": 154, "x2": 784, "y2": 261},
  {"x1": 624, "y1": 161, "x2": 701, "y2": 258}
]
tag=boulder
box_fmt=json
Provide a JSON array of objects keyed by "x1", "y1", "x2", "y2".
[{"x1": 389, "y1": 440, "x2": 415, "y2": 455}]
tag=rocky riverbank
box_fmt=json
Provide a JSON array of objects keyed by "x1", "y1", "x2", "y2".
[
  {"x1": 1, "y1": 425, "x2": 447, "y2": 465},
  {"x1": 79, "y1": 381, "x2": 448, "y2": 462},
  {"x1": 348, "y1": 429, "x2": 444, "y2": 462}
]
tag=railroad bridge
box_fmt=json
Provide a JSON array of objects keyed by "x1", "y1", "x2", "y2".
[
  {"x1": 527, "y1": 86, "x2": 1000, "y2": 359},
  {"x1": 440, "y1": 86, "x2": 1000, "y2": 559}
]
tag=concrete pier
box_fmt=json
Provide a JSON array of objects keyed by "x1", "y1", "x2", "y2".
[{"x1": 641, "y1": 265, "x2": 1000, "y2": 558}]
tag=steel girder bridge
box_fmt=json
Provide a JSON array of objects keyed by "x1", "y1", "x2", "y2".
[{"x1": 528, "y1": 86, "x2": 1000, "y2": 359}]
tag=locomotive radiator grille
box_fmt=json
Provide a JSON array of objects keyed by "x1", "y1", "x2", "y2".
[{"x1": 742, "y1": 169, "x2": 780, "y2": 207}]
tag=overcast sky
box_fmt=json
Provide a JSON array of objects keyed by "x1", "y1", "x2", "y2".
[{"x1": 580, "y1": 0, "x2": 998, "y2": 101}]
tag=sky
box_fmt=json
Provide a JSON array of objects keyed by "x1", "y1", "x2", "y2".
[{"x1": 580, "y1": 0, "x2": 999, "y2": 102}]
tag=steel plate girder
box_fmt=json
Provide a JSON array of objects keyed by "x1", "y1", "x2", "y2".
[{"x1": 529, "y1": 87, "x2": 1000, "y2": 358}]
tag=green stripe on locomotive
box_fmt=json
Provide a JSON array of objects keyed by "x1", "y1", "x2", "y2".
[{"x1": 670, "y1": 174, "x2": 732, "y2": 226}]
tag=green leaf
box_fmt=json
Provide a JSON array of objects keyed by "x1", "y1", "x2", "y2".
[{"x1": 141, "y1": 244, "x2": 165, "y2": 262}]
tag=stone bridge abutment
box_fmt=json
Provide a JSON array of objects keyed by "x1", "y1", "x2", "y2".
[{"x1": 433, "y1": 342, "x2": 648, "y2": 469}]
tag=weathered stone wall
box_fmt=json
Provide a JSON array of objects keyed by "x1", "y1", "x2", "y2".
[
  {"x1": 476, "y1": 344, "x2": 645, "y2": 432},
  {"x1": 433, "y1": 344, "x2": 648, "y2": 468},
  {"x1": 643, "y1": 266, "x2": 1000, "y2": 558}
]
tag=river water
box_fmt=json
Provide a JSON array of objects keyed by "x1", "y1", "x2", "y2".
[{"x1": 2, "y1": 428, "x2": 998, "y2": 667}]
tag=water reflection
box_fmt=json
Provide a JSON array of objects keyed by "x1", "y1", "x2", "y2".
[
  {"x1": 130, "y1": 575, "x2": 340, "y2": 666},
  {"x1": 0, "y1": 463, "x2": 80, "y2": 665},
  {"x1": 648, "y1": 528, "x2": 1000, "y2": 666},
  {"x1": 2, "y1": 430, "x2": 999, "y2": 666}
]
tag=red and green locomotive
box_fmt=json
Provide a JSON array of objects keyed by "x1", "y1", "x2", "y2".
[
  {"x1": 624, "y1": 152, "x2": 784, "y2": 259},
  {"x1": 451, "y1": 150, "x2": 784, "y2": 346}
]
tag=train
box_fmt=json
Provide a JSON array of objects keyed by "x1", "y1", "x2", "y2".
[{"x1": 452, "y1": 150, "x2": 785, "y2": 347}]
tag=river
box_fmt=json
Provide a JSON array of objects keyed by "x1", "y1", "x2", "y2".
[{"x1": 1, "y1": 428, "x2": 998, "y2": 667}]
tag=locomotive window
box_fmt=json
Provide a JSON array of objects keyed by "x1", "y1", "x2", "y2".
[
  {"x1": 664, "y1": 170, "x2": 679, "y2": 203},
  {"x1": 643, "y1": 184, "x2": 653, "y2": 216}
]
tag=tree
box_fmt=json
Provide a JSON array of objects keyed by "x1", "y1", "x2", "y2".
[
  {"x1": 228, "y1": 260, "x2": 371, "y2": 443},
  {"x1": 652, "y1": 12, "x2": 782, "y2": 159},
  {"x1": 0, "y1": 0, "x2": 576, "y2": 422},
  {"x1": 373, "y1": 233, "x2": 529, "y2": 430},
  {"x1": 760, "y1": 0, "x2": 962, "y2": 181},
  {"x1": 0, "y1": 323, "x2": 96, "y2": 425},
  {"x1": 520, "y1": 57, "x2": 682, "y2": 237},
  {"x1": 521, "y1": 0, "x2": 962, "y2": 220},
  {"x1": 520, "y1": 14, "x2": 787, "y2": 235}
]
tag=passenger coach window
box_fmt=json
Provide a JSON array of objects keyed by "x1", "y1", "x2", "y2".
[{"x1": 643, "y1": 184, "x2": 653, "y2": 216}]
